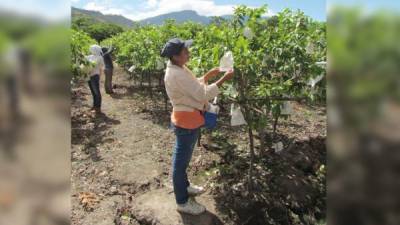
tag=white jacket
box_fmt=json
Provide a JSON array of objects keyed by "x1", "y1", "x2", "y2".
[
  {"x1": 87, "y1": 45, "x2": 104, "y2": 77},
  {"x1": 164, "y1": 61, "x2": 219, "y2": 112}
]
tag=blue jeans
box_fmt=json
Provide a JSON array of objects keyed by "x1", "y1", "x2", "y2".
[
  {"x1": 88, "y1": 74, "x2": 101, "y2": 108},
  {"x1": 171, "y1": 124, "x2": 200, "y2": 204}
]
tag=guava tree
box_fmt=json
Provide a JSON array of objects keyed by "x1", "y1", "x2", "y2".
[
  {"x1": 188, "y1": 5, "x2": 326, "y2": 190},
  {"x1": 71, "y1": 29, "x2": 96, "y2": 83},
  {"x1": 99, "y1": 6, "x2": 326, "y2": 190}
]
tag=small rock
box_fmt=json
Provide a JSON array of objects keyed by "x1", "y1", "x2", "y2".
[
  {"x1": 110, "y1": 186, "x2": 118, "y2": 194},
  {"x1": 99, "y1": 171, "x2": 107, "y2": 176}
]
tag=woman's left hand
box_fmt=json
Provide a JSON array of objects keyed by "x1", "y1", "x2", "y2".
[
  {"x1": 203, "y1": 67, "x2": 221, "y2": 83},
  {"x1": 209, "y1": 67, "x2": 220, "y2": 76}
]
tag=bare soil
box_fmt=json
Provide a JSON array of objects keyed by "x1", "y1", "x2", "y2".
[{"x1": 71, "y1": 67, "x2": 326, "y2": 225}]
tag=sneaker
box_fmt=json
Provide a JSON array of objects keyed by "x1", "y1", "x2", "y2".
[
  {"x1": 187, "y1": 185, "x2": 205, "y2": 196},
  {"x1": 177, "y1": 198, "x2": 206, "y2": 215},
  {"x1": 90, "y1": 107, "x2": 101, "y2": 113}
]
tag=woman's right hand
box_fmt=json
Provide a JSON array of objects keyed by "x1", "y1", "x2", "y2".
[
  {"x1": 223, "y1": 69, "x2": 234, "y2": 80},
  {"x1": 203, "y1": 67, "x2": 221, "y2": 83},
  {"x1": 210, "y1": 67, "x2": 221, "y2": 74},
  {"x1": 216, "y1": 69, "x2": 234, "y2": 87},
  {"x1": 207, "y1": 67, "x2": 221, "y2": 78}
]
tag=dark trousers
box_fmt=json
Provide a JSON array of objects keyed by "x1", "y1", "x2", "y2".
[
  {"x1": 6, "y1": 76, "x2": 19, "y2": 118},
  {"x1": 88, "y1": 74, "x2": 101, "y2": 108},
  {"x1": 104, "y1": 68, "x2": 113, "y2": 94},
  {"x1": 171, "y1": 124, "x2": 200, "y2": 204}
]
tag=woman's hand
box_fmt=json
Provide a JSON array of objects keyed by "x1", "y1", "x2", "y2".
[
  {"x1": 208, "y1": 67, "x2": 220, "y2": 76},
  {"x1": 203, "y1": 67, "x2": 221, "y2": 83},
  {"x1": 216, "y1": 69, "x2": 234, "y2": 87},
  {"x1": 223, "y1": 69, "x2": 234, "y2": 80}
]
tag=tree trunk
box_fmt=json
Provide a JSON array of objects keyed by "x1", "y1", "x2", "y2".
[
  {"x1": 197, "y1": 130, "x2": 202, "y2": 147},
  {"x1": 140, "y1": 73, "x2": 144, "y2": 88},
  {"x1": 236, "y1": 71, "x2": 255, "y2": 192},
  {"x1": 247, "y1": 124, "x2": 255, "y2": 192},
  {"x1": 148, "y1": 71, "x2": 153, "y2": 99},
  {"x1": 273, "y1": 116, "x2": 279, "y2": 139},
  {"x1": 158, "y1": 73, "x2": 163, "y2": 87},
  {"x1": 134, "y1": 73, "x2": 138, "y2": 87},
  {"x1": 258, "y1": 126, "x2": 266, "y2": 156},
  {"x1": 164, "y1": 92, "x2": 168, "y2": 111},
  {"x1": 242, "y1": 105, "x2": 254, "y2": 192}
]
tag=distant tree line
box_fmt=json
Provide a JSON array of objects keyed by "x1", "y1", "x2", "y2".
[{"x1": 72, "y1": 16, "x2": 124, "y2": 43}]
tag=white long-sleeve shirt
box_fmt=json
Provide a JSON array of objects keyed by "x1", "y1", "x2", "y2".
[
  {"x1": 164, "y1": 61, "x2": 219, "y2": 112},
  {"x1": 86, "y1": 55, "x2": 104, "y2": 77}
]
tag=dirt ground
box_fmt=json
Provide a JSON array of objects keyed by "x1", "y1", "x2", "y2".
[
  {"x1": 71, "y1": 67, "x2": 326, "y2": 225},
  {"x1": 1, "y1": 72, "x2": 70, "y2": 225}
]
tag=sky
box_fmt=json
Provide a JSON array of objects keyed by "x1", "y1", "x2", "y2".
[
  {"x1": 328, "y1": 0, "x2": 400, "y2": 10},
  {"x1": 1, "y1": 1, "x2": 400, "y2": 22},
  {"x1": 0, "y1": 0, "x2": 70, "y2": 21},
  {"x1": 70, "y1": 0, "x2": 327, "y2": 21}
]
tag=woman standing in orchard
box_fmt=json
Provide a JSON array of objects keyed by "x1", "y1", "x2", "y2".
[{"x1": 161, "y1": 38, "x2": 234, "y2": 215}]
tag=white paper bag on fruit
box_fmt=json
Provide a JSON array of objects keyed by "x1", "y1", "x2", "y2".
[
  {"x1": 230, "y1": 104, "x2": 247, "y2": 126},
  {"x1": 219, "y1": 51, "x2": 234, "y2": 72},
  {"x1": 306, "y1": 42, "x2": 315, "y2": 54},
  {"x1": 273, "y1": 142, "x2": 284, "y2": 153},
  {"x1": 156, "y1": 58, "x2": 165, "y2": 70},
  {"x1": 128, "y1": 65, "x2": 136, "y2": 73},
  {"x1": 308, "y1": 74, "x2": 324, "y2": 88},
  {"x1": 281, "y1": 101, "x2": 293, "y2": 115},
  {"x1": 262, "y1": 54, "x2": 268, "y2": 67},
  {"x1": 207, "y1": 102, "x2": 220, "y2": 115},
  {"x1": 243, "y1": 27, "x2": 254, "y2": 39},
  {"x1": 206, "y1": 97, "x2": 220, "y2": 114}
]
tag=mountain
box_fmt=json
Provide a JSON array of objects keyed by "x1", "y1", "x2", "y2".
[
  {"x1": 71, "y1": 7, "x2": 136, "y2": 27},
  {"x1": 220, "y1": 15, "x2": 234, "y2": 21},
  {"x1": 71, "y1": 7, "x2": 234, "y2": 26},
  {"x1": 139, "y1": 10, "x2": 211, "y2": 25}
]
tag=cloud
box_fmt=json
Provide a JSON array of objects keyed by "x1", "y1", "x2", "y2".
[
  {"x1": 84, "y1": 1, "x2": 125, "y2": 15},
  {"x1": 83, "y1": 0, "x2": 275, "y2": 21},
  {"x1": 0, "y1": 0, "x2": 70, "y2": 21},
  {"x1": 145, "y1": 0, "x2": 158, "y2": 9},
  {"x1": 124, "y1": 0, "x2": 238, "y2": 20}
]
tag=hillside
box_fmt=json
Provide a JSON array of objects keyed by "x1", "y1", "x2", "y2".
[
  {"x1": 72, "y1": 7, "x2": 136, "y2": 27},
  {"x1": 71, "y1": 7, "x2": 233, "y2": 26}
]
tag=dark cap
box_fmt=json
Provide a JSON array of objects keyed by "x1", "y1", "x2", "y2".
[{"x1": 160, "y1": 38, "x2": 193, "y2": 58}]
